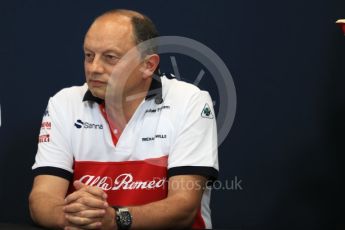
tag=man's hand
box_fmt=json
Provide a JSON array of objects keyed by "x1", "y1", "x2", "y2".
[{"x1": 63, "y1": 180, "x2": 115, "y2": 230}]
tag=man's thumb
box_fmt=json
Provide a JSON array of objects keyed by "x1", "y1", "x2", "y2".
[{"x1": 73, "y1": 180, "x2": 86, "y2": 190}]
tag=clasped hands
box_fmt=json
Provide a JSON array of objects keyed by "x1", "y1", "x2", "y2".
[{"x1": 63, "y1": 180, "x2": 115, "y2": 230}]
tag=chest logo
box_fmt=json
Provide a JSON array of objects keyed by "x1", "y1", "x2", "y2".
[
  {"x1": 74, "y1": 119, "x2": 103, "y2": 129},
  {"x1": 142, "y1": 134, "x2": 167, "y2": 142}
]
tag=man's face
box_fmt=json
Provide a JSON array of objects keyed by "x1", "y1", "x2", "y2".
[{"x1": 83, "y1": 15, "x2": 143, "y2": 100}]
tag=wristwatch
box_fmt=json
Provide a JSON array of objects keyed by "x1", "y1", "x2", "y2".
[{"x1": 113, "y1": 206, "x2": 132, "y2": 230}]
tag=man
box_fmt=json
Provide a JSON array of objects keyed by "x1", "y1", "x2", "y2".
[{"x1": 29, "y1": 9, "x2": 218, "y2": 230}]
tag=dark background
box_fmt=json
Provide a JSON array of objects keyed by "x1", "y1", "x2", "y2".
[{"x1": 0, "y1": 0, "x2": 344, "y2": 229}]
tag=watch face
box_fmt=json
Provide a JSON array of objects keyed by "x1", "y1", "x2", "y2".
[{"x1": 116, "y1": 210, "x2": 132, "y2": 229}]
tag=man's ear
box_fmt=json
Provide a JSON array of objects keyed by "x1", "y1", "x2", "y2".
[{"x1": 141, "y1": 54, "x2": 160, "y2": 79}]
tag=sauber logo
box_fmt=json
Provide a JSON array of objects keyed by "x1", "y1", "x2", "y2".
[
  {"x1": 74, "y1": 119, "x2": 103, "y2": 129},
  {"x1": 79, "y1": 173, "x2": 166, "y2": 191}
]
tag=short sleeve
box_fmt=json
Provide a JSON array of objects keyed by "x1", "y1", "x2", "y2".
[
  {"x1": 168, "y1": 91, "x2": 219, "y2": 181},
  {"x1": 32, "y1": 97, "x2": 73, "y2": 181}
]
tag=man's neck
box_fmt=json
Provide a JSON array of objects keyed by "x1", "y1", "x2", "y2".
[{"x1": 105, "y1": 79, "x2": 152, "y2": 128}]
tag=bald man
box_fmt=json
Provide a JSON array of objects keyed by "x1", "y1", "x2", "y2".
[{"x1": 29, "y1": 9, "x2": 218, "y2": 230}]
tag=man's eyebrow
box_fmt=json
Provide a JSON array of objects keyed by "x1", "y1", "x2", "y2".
[
  {"x1": 83, "y1": 47, "x2": 94, "y2": 53},
  {"x1": 103, "y1": 49, "x2": 123, "y2": 55},
  {"x1": 83, "y1": 47, "x2": 123, "y2": 55}
]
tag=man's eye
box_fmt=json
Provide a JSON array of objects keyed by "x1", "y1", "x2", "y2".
[
  {"x1": 105, "y1": 55, "x2": 120, "y2": 64},
  {"x1": 106, "y1": 55, "x2": 118, "y2": 60},
  {"x1": 84, "y1": 53, "x2": 94, "y2": 61}
]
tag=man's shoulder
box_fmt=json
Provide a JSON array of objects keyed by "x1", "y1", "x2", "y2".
[
  {"x1": 162, "y1": 76, "x2": 209, "y2": 104},
  {"x1": 162, "y1": 76, "x2": 200, "y2": 96},
  {"x1": 51, "y1": 83, "x2": 88, "y2": 102}
]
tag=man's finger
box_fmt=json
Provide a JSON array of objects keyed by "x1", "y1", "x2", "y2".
[
  {"x1": 64, "y1": 207, "x2": 106, "y2": 219},
  {"x1": 80, "y1": 209, "x2": 106, "y2": 218},
  {"x1": 85, "y1": 185, "x2": 108, "y2": 200},
  {"x1": 65, "y1": 189, "x2": 98, "y2": 205},
  {"x1": 64, "y1": 197, "x2": 108, "y2": 212},
  {"x1": 64, "y1": 203, "x2": 87, "y2": 213},
  {"x1": 64, "y1": 226, "x2": 83, "y2": 230},
  {"x1": 65, "y1": 184, "x2": 107, "y2": 205},
  {"x1": 74, "y1": 180, "x2": 108, "y2": 200},
  {"x1": 80, "y1": 196, "x2": 108, "y2": 209},
  {"x1": 65, "y1": 222, "x2": 102, "y2": 230},
  {"x1": 65, "y1": 215, "x2": 102, "y2": 229},
  {"x1": 65, "y1": 214, "x2": 93, "y2": 226},
  {"x1": 73, "y1": 180, "x2": 87, "y2": 191},
  {"x1": 65, "y1": 190, "x2": 88, "y2": 204}
]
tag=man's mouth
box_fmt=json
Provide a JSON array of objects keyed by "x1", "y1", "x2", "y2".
[{"x1": 89, "y1": 80, "x2": 106, "y2": 87}]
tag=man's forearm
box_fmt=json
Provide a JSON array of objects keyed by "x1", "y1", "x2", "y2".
[
  {"x1": 127, "y1": 194, "x2": 198, "y2": 229},
  {"x1": 29, "y1": 191, "x2": 66, "y2": 229},
  {"x1": 109, "y1": 175, "x2": 206, "y2": 230}
]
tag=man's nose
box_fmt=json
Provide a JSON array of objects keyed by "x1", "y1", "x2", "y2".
[{"x1": 89, "y1": 56, "x2": 105, "y2": 74}]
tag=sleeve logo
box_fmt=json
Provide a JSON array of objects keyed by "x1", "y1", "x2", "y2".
[
  {"x1": 201, "y1": 103, "x2": 214, "y2": 119},
  {"x1": 41, "y1": 121, "x2": 51, "y2": 130},
  {"x1": 38, "y1": 134, "x2": 50, "y2": 143}
]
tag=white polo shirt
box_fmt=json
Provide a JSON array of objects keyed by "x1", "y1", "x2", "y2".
[{"x1": 32, "y1": 75, "x2": 219, "y2": 229}]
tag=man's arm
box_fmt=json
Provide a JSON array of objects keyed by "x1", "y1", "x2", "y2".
[
  {"x1": 129, "y1": 174, "x2": 207, "y2": 229},
  {"x1": 29, "y1": 175, "x2": 69, "y2": 229},
  {"x1": 64, "y1": 174, "x2": 207, "y2": 229}
]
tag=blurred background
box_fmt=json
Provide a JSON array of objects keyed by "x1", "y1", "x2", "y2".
[{"x1": 0, "y1": 0, "x2": 344, "y2": 229}]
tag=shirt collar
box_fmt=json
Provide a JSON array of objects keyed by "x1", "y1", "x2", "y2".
[
  {"x1": 82, "y1": 75, "x2": 163, "y2": 104},
  {"x1": 82, "y1": 90, "x2": 104, "y2": 104}
]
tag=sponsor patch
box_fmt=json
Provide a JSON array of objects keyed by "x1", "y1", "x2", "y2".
[
  {"x1": 201, "y1": 103, "x2": 214, "y2": 119},
  {"x1": 39, "y1": 134, "x2": 50, "y2": 143}
]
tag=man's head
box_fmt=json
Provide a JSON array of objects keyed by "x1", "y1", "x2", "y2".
[{"x1": 83, "y1": 9, "x2": 160, "y2": 100}]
